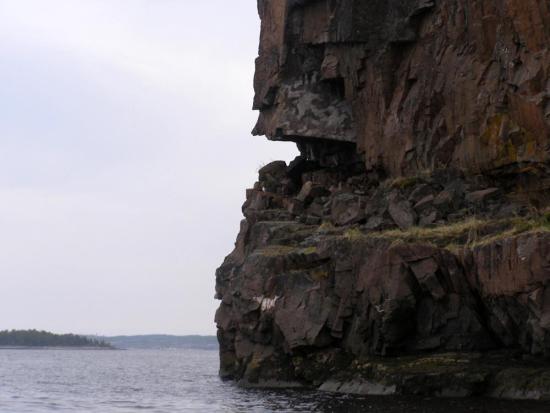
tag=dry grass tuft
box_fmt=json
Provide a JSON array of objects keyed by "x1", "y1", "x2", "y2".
[{"x1": 366, "y1": 215, "x2": 550, "y2": 251}]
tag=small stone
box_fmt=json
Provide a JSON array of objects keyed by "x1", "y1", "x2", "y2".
[
  {"x1": 258, "y1": 161, "x2": 287, "y2": 181},
  {"x1": 419, "y1": 211, "x2": 438, "y2": 227},
  {"x1": 288, "y1": 199, "x2": 304, "y2": 216},
  {"x1": 308, "y1": 201, "x2": 325, "y2": 218},
  {"x1": 301, "y1": 215, "x2": 322, "y2": 225},
  {"x1": 409, "y1": 184, "x2": 435, "y2": 204},
  {"x1": 249, "y1": 191, "x2": 268, "y2": 211},
  {"x1": 297, "y1": 181, "x2": 329, "y2": 204},
  {"x1": 528, "y1": 288, "x2": 544, "y2": 311},
  {"x1": 466, "y1": 188, "x2": 500, "y2": 204},
  {"x1": 297, "y1": 182, "x2": 314, "y2": 202},
  {"x1": 365, "y1": 216, "x2": 386, "y2": 230},
  {"x1": 279, "y1": 178, "x2": 297, "y2": 195},
  {"x1": 414, "y1": 194, "x2": 435, "y2": 213},
  {"x1": 448, "y1": 211, "x2": 466, "y2": 222},
  {"x1": 258, "y1": 161, "x2": 288, "y2": 193},
  {"x1": 331, "y1": 193, "x2": 367, "y2": 226},
  {"x1": 433, "y1": 190, "x2": 454, "y2": 208},
  {"x1": 388, "y1": 196, "x2": 416, "y2": 230}
]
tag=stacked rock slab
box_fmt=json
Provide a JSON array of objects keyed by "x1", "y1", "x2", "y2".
[{"x1": 216, "y1": 0, "x2": 550, "y2": 399}]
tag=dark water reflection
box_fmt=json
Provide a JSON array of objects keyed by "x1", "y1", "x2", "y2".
[
  {"x1": 0, "y1": 349, "x2": 548, "y2": 412},
  {"x1": 233, "y1": 388, "x2": 550, "y2": 412}
]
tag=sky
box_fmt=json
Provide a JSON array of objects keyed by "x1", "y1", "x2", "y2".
[{"x1": 0, "y1": 0, "x2": 296, "y2": 336}]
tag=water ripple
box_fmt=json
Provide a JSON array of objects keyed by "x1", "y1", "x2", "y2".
[{"x1": 0, "y1": 349, "x2": 549, "y2": 412}]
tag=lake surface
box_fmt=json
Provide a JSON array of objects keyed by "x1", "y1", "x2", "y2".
[{"x1": 0, "y1": 348, "x2": 549, "y2": 412}]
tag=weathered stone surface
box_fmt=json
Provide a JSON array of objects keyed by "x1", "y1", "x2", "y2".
[
  {"x1": 215, "y1": 0, "x2": 550, "y2": 401},
  {"x1": 218, "y1": 150, "x2": 550, "y2": 397},
  {"x1": 217, "y1": 168, "x2": 550, "y2": 388},
  {"x1": 320, "y1": 352, "x2": 550, "y2": 399},
  {"x1": 296, "y1": 181, "x2": 329, "y2": 204},
  {"x1": 388, "y1": 194, "x2": 417, "y2": 229},
  {"x1": 253, "y1": 0, "x2": 550, "y2": 178},
  {"x1": 331, "y1": 193, "x2": 366, "y2": 226},
  {"x1": 466, "y1": 188, "x2": 501, "y2": 204},
  {"x1": 216, "y1": 145, "x2": 550, "y2": 384},
  {"x1": 413, "y1": 194, "x2": 435, "y2": 213}
]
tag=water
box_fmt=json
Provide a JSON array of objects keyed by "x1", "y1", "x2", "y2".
[{"x1": 0, "y1": 349, "x2": 549, "y2": 412}]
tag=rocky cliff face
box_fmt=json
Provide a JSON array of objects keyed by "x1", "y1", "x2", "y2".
[
  {"x1": 216, "y1": 0, "x2": 550, "y2": 399},
  {"x1": 253, "y1": 0, "x2": 550, "y2": 177}
]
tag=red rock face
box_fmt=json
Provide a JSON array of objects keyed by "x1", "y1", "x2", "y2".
[
  {"x1": 214, "y1": 0, "x2": 550, "y2": 397},
  {"x1": 215, "y1": 155, "x2": 550, "y2": 388},
  {"x1": 253, "y1": 0, "x2": 550, "y2": 176}
]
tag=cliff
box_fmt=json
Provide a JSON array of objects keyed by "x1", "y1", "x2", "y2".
[{"x1": 216, "y1": 0, "x2": 550, "y2": 399}]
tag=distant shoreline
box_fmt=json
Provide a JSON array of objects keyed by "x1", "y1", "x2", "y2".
[
  {"x1": 0, "y1": 332, "x2": 220, "y2": 351},
  {"x1": 94, "y1": 334, "x2": 218, "y2": 350},
  {"x1": 0, "y1": 346, "x2": 119, "y2": 350},
  {"x1": 0, "y1": 330, "x2": 114, "y2": 349},
  {"x1": 0, "y1": 346, "x2": 220, "y2": 351}
]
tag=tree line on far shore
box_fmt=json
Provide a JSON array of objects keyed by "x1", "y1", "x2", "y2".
[{"x1": 0, "y1": 329, "x2": 113, "y2": 348}]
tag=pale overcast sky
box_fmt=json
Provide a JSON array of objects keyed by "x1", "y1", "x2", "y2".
[{"x1": 0, "y1": 0, "x2": 296, "y2": 335}]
